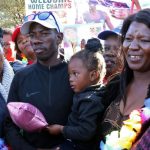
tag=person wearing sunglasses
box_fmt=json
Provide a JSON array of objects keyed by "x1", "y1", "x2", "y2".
[{"x1": 4, "y1": 11, "x2": 74, "y2": 150}]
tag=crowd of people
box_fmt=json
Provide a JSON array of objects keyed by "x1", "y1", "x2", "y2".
[{"x1": 0, "y1": 3, "x2": 149, "y2": 150}]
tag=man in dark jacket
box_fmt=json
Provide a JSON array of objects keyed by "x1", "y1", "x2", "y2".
[{"x1": 4, "y1": 11, "x2": 73, "y2": 150}]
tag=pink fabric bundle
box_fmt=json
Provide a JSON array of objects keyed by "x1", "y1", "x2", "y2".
[{"x1": 7, "y1": 102, "x2": 48, "y2": 132}]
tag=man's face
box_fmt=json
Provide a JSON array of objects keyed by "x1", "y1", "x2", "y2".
[
  {"x1": 103, "y1": 36, "x2": 121, "y2": 77},
  {"x1": 29, "y1": 23, "x2": 63, "y2": 64},
  {"x1": 89, "y1": 2, "x2": 97, "y2": 10}
]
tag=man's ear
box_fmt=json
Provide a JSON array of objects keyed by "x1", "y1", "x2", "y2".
[
  {"x1": 90, "y1": 70, "x2": 99, "y2": 81},
  {"x1": 57, "y1": 32, "x2": 63, "y2": 45}
]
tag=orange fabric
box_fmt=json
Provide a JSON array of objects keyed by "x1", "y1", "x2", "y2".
[{"x1": 5, "y1": 49, "x2": 15, "y2": 62}]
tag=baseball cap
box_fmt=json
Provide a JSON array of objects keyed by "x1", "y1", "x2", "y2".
[
  {"x1": 98, "y1": 25, "x2": 122, "y2": 40},
  {"x1": 21, "y1": 11, "x2": 63, "y2": 35},
  {"x1": 12, "y1": 25, "x2": 21, "y2": 42}
]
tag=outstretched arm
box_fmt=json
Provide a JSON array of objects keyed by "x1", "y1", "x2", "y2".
[
  {"x1": 134, "y1": 0, "x2": 141, "y2": 10},
  {"x1": 105, "y1": 13, "x2": 114, "y2": 30}
]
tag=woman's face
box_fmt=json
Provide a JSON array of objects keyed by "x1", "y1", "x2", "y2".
[
  {"x1": 17, "y1": 33, "x2": 34, "y2": 58},
  {"x1": 123, "y1": 21, "x2": 150, "y2": 72}
]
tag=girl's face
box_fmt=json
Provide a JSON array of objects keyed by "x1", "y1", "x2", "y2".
[
  {"x1": 68, "y1": 58, "x2": 92, "y2": 93},
  {"x1": 17, "y1": 33, "x2": 34, "y2": 58},
  {"x1": 123, "y1": 21, "x2": 150, "y2": 72}
]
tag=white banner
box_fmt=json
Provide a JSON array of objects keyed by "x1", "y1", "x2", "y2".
[
  {"x1": 25, "y1": 0, "x2": 150, "y2": 59},
  {"x1": 25, "y1": 0, "x2": 74, "y2": 15}
]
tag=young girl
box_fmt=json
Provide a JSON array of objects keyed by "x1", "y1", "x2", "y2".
[{"x1": 46, "y1": 40, "x2": 106, "y2": 150}]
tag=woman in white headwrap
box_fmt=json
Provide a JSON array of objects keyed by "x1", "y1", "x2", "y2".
[
  {"x1": 0, "y1": 42, "x2": 14, "y2": 138},
  {"x1": 0, "y1": 44, "x2": 14, "y2": 101}
]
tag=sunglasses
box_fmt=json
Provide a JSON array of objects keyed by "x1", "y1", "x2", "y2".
[{"x1": 24, "y1": 11, "x2": 60, "y2": 32}]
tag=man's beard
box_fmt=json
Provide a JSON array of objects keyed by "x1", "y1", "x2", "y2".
[{"x1": 37, "y1": 50, "x2": 58, "y2": 62}]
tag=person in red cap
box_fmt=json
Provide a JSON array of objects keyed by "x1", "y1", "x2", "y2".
[{"x1": 12, "y1": 25, "x2": 36, "y2": 65}]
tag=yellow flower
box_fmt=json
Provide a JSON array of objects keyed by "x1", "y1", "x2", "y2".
[
  {"x1": 123, "y1": 120, "x2": 142, "y2": 132},
  {"x1": 117, "y1": 137, "x2": 132, "y2": 150},
  {"x1": 100, "y1": 104, "x2": 150, "y2": 150}
]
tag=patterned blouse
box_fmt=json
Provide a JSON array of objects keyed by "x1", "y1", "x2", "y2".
[{"x1": 99, "y1": 95, "x2": 129, "y2": 138}]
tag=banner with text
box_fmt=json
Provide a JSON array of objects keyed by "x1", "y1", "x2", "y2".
[{"x1": 25, "y1": 0, "x2": 150, "y2": 59}]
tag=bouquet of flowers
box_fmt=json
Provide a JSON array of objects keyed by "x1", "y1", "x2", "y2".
[{"x1": 100, "y1": 98, "x2": 150, "y2": 150}]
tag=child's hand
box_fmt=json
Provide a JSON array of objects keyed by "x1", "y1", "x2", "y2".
[{"x1": 46, "y1": 124, "x2": 64, "y2": 135}]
